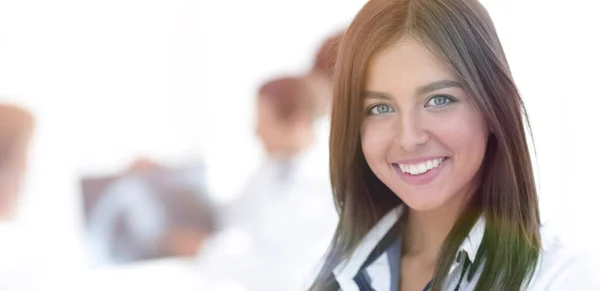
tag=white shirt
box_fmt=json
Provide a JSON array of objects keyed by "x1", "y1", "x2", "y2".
[
  {"x1": 196, "y1": 133, "x2": 338, "y2": 291},
  {"x1": 332, "y1": 205, "x2": 600, "y2": 291}
]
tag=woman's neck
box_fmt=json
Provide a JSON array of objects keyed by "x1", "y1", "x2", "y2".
[
  {"x1": 403, "y1": 185, "x2": 476, "y2": 262},
  {"x1": 404, "y1": 207, "x2": 461, "y2": 262}
]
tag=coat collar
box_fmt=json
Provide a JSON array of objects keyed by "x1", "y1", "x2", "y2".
[{"x1": 332, "y1": 205, "x2": 486, "y2": 290}]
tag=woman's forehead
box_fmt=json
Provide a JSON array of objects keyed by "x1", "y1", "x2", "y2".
[{"x1": 364, "y1": 38, "x2": 459, "y2": 94}]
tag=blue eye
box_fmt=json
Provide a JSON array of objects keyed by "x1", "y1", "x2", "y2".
[
  {"x1": 368, "y1": 104, "x2": 395, "y2": 115},
  {"x1": 425, "y1": 95, "x2": 456, "y2": 107}
]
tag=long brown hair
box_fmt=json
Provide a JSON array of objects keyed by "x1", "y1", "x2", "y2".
[{"x1": 311, "y1": 0, "x2": 540, "y2": 290}]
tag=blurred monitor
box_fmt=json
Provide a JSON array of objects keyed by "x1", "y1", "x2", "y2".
[{"x1": 80, "y1": 163, "x2": 215, "y2": 267}]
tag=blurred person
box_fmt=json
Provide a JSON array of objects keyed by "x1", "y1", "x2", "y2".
[
  {"x1": 306, "y1": 31, "x2": 344, "y2": 118},
  {"x1": 86, "y1": 164, "x2": 215, "y2": 266},
  {"x1": 306, "y1": 31, "x2": 344, "y2": 159},
  {"x1": 0, "y1": 104, "x2": 34, "y2": 220},
  {"x1": 0, "y1": 104, "x2": 41, "y2": 291},
  {"x1": 254, "y1": 76, "x2": 318, "y2": 159},
  {"x1": 309, "y1": 0, "x2": 599, "y2": 290},
  {"x1": 197, "y1": 76, "x2": 337, "y2": 291}
]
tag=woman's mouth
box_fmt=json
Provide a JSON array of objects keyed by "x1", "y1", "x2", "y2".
[{"x1": 393, "y1": 157, "x2": 449, "y2": 176}]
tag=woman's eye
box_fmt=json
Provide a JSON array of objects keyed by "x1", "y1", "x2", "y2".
[
  {"x1": 425, "y1": 95, "x2": 456, "y2": 107},
  {"x1": 368, "y1": 104, "x2": 395, "y2": 115}
]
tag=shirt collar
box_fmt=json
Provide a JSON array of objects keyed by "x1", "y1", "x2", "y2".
[
  {"x1": 459, "y1": 213, "x2": 486, "y2": 262},
  {"x1": 332, "y1": 205, "x2": 486, "y2": 286},
  {"x1": 333, "y1": 205, "x2": 402, "y2": 285}
]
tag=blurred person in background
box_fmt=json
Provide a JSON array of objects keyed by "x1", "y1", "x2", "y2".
[
  {"x1": 306, "y1": 31, "x2": 344, "y2": 118},
  {"x1": 306, "y1": 31, "x2": 343, "y2": 143},
  {"x1": 0, "y1": 104, "x2": 35, "y2": 220},
  {"x1": 197, "y1": 76, "x2": 337, "y2": 291},
  {"x1": 0, "y1": 103, "x2": 41, "y2": 291},
  {"x1": 86, "y1": 164, "x2": 215, "y2": 266}
]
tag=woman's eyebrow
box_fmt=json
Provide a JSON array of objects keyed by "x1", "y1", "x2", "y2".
[{"x1": 415, "y1": 80, "x2": 462, "y2": 96}]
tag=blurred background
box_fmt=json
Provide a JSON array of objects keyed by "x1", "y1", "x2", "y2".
[{"x1": 0, "y1": 0, "x2": 599, "y2": 290}]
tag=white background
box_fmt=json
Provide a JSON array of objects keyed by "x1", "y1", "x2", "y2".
[{"x1": 0, "y1": 0, "x2": 599, "y2": 288}]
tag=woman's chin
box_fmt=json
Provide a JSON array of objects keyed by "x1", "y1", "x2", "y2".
[{"x1": 397, "y1": 192, "x2": 450, "y2": 213}]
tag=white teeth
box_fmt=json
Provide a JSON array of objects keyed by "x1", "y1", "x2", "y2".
[
  {"x1": 399, "y1": 157, "x2": 446, "y2": 175},
  {"x1": 409, "y1": 164, "x2": 418, "y2": 175}
]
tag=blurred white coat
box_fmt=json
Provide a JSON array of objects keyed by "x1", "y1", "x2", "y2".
[{"x1": 197, "y1": 125, "x2": 338, "y2": 291}]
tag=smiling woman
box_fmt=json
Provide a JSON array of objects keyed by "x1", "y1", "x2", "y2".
[
  {"x1": 309, "y1": 0, "x2": 599, "y2": 290},
  {"x1": 361, "y1": 39, "x2": 488, "y2": 213}
]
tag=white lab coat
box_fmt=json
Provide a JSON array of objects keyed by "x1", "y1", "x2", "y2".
[
  {"x1": 0, "y1": 223, "x2": 44, "y2": 291},
  {"x1": 196, "y1": 129, "x2": 338, "y2": 291},
  {"x1": 331, "y1": 205, "x2": 600, "y2": 291}
]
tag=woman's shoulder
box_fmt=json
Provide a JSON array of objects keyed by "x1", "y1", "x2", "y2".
[{"x1": 528, "y1": 225, "x2": 600, "y2": 290}]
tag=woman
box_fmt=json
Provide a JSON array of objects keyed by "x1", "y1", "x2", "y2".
[{"x1": 310, "y1": 0, "x2": 597, "y2": 290}]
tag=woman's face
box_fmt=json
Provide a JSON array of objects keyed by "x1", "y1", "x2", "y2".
[{"x1": 361, "y1": 38, "x2": 489, "y2": 212}]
